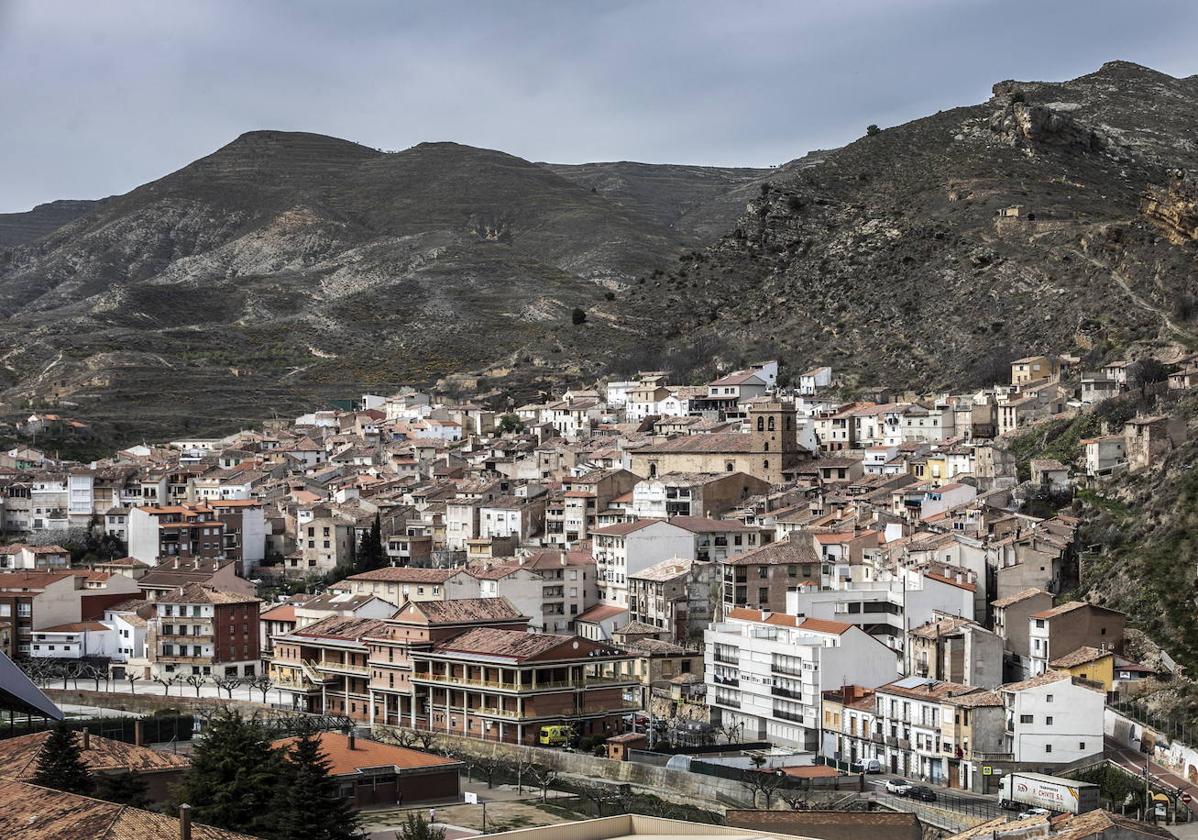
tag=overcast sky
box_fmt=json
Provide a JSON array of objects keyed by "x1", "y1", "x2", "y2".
[{"x1": 2, "y1": 0, "x2": 1197, "y2": 213}]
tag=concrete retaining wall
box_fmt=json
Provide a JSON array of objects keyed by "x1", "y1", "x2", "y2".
[
  {"x1": 371, "y1": 726, "x2": 756, "y2": 809},
  {"x1": 45, "y1": 688, "x2": 264, "y2": 717}
]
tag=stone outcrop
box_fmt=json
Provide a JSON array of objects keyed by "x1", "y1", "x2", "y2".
[{"x1": 1142, "y1": 170, "x2": 1198, "y2": 244}]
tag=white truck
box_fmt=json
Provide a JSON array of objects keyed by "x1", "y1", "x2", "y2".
[{"x1": 998, "y1": 772, "x2": 1099, "y2": 815}]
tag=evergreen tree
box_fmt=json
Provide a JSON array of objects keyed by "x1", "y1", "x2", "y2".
[
  {"x1": 275, "y1": 729, "x2": 364, "y2": 840},
  {"x1": 398, "y1": 812, "x2": 445, "y2": 840},
  {"x1": 173, "y1": 709, "x2": 284, "y2": 837},
  {"x1": 94, "y1": 771, "x2": 150, "y2": 808},
  {"x1": 356, "y1": 514, "x2": 387, "y2": 573},
  {"x1": 32, "y1": 723, "x2": 94, "y2": 795}
]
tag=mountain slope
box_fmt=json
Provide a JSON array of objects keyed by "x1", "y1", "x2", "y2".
[
  {"x1": 634, "y1": 61, "x2": 1198, "y2": 390},
  {"x1": 0, "y1": 132, "x2": 772, "y2": 439},
  {"x1": 0, "y1": 199, "x2": 106, "y2": 247}
]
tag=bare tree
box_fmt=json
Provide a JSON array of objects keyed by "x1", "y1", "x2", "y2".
[
  {"x1": 247, "y1": 674, "x2": 273, "y2": 704},
  {"x1": 126, "y1": 672, "x2": 142, "y2": 695},
  {"x1": 82, "y1": 663, "x2": 107, "y2": 692},
  {"x1": 155, "y1": 673, "x2": 183, "y2": 696},
  {"x1": 185, "y1": 674, "x2": 207, "y2": 697},
  {"x1": 469, "y1": 752, "x2": 506, "y2": 789},
  {"x1": 389, "y1": 728, "x2": 419, "y2": 748},
  {"x1": 525, "y1": 764, "x2": 559, "y2": 802},
  {"x1": 744, "y1": 769, "x2": 788, "y2": 810},
  {"x1": 213, "y1": 675, "x2": 242, "y2": 700},
  {"x1": 414, "y1": 729, "x2": 440, "y2": 752}
]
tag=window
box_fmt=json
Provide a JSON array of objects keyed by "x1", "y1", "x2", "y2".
[
  {"x1": 1045, "y1": 744, "x2": 1052, "y2": 754},
  {"x1": 1045, "y1": 716, "x2": 1054, "y2": 726},
  {"x1": 1079, "y1": 741, "x2": 1087, "y2": 750},
  {"x1": 1020, "y1": 714, "x2": 1033, "y2": 724},
  {"x1": 1046, "y1": 694, "x2": 1053, "y2": 703}
]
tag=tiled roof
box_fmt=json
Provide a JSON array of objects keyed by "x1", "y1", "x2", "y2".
[
  {"x1": 272, "y1": 732, "x2": 459, "y2": 777},
  {"x1": 1050, "y1": 645, "x2": 1112, "y2": 668},
  {"x1": 576, "y1": 604, "x2": 629, "y2": 623},
  {"x1": 990, "y1": 587, "x2": 1051, "y2": 609},
  {"x1": 412, "y1": 598, "x2": 527, "y2": 624},
  {"x1": 1001, "y1": 670, "x2": 1077, "y2": 692},
  {"x1": 346, "y1": 567, "x2": 463, "y2": 583},
  {"x1": 291, "y1": 615, "x2": 388, "y2": 641},
  {"x1": 0, "y1": 779, "x2": 256, "y2": 839},
  {"x1": 432, "y1": 628, "x2": 612, "y2": 662},
  {"x1": 0, "y1": 731, "x2": 190, "y2": 780},
  {"x1": 666, "y1": 515, "x2": 754, "y2": 533},
  {"x1": 629, "y1": 557, "x2": 693, "y2": 583},
  {"x1": 153, "y1": 583, "x2": 258, "y2": 606},
  {"x1": 590, "y1": 520, "x2": 662, "y2": 537},
  {"x1": 720, "y1": 535, "x2": 818, "y2": 566}
]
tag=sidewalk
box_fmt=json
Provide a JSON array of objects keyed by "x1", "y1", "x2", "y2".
[{"x1": 1106, "y1": 740, "x2": 1198, "y2": 818}]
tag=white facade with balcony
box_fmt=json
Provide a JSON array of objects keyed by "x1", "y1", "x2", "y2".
[
  {"x1": 704, "y1": 611, "x2": 898, "y2": 750},
  {"x1": 1002, "y1": 673, "x2": 1104, "y2": 764}
]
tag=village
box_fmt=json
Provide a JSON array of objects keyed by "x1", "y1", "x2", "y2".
[{"x1": 2, "y1": 352, "x2": 1197, "y2": 840}]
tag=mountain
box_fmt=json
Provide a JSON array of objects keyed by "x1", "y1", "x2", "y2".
[
  {"x1": 3, "y1": 61, "x2": 1197, "y2": 443},
  {"x1": 633, "y1": 60, "x2": 1198, "y2": 391},
  {"x1": 0, "y1": 133, "x2": 762, "y2": 440},
  {"x1": 0, "y1": 199, "x2": 106, "y2": 247}
]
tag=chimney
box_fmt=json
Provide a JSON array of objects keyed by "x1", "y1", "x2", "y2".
[
  {"x1": 347, "y1": 731, "x2": 356, "y2": 750},
  {"x1": 82, "y1": 728, "x2": 90, "y2": 750},
  {"x1": 179, "y1": 804, "x2": 192, "y2": 840},
  {"x1": 134, "y1": 720, "x2": 144, "y2": 747}
]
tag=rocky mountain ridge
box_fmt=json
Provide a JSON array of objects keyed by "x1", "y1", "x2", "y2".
[{"x1": 2, "y1": 61, "x2": 1197, "y2": 441}]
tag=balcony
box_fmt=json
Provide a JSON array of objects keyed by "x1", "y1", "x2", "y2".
[
  {"x1": 413, "y1": 672, "x2": 635, "y2": 692},
  {"x1": 771, "y1": 685, "x2": 801, "y2": 700},
  {"x1": 870, "y1": 732, "x2": 884, "y2": 744},
  {"x1": 774, "y1": 709, "x2": 805, "y2": 724},
  {"x1": 313, "y1": 659, "x2": 369, "y2": 676},
  {"x1": 713, "y1": 675, "x2": 740, "y2": 687}
]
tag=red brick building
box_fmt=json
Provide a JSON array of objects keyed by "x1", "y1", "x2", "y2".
[
  {"x1": 150, "y1": 584, "x2": 260, "y2": 678},
  {"x1": 410, "y1": 627, "x2": 639, "y2": 744}
]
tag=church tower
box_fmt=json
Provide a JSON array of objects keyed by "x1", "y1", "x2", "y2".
[{"x1": 748, "y1": 399, "x2": 799, "y2": 484}]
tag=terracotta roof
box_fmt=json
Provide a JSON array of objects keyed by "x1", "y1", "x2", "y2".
[
  {"x1": 346, "y1": 567, "x2": 463, "y2": 583},
  {"x1": 272, "y1": 732, "x2": 459, "y2": 777},
  {"x1": 291, "y1": 615, "x2": 388, "y2": 641},
  {"x1": 925, "y1": 572, "x2": 976, "y2": 592},
  {"x1": 575, "y1": 604, "x2": 629, "y2": 623},
  {"x1": 1050, "y1": 646, "x2": 1114, "y2": 668},
  {"x1": 0, "y1": 779, "x2": 255, "y2": 839},
  {"x1": 879, "y1": 678, "x2": 980, "y2": 702},
  {"x1": 666, "y1": 515, "x2": 755, "y2": 533},
  {"x1": 36, "y1": 621, "x2": 109, "y2": 633},
  {"x1": 431, "y1": 628, "x2": 616, "y2": 662},
  {"x1": 409, "y1": 598, "x2": 527, "y2": 625},
  {"x1": 991, "y1": 588, "x2": 1051, "y2": 609},
  {"x1": 720, "y1": 535, "x2": 818, "y2": 566},
  {"x1": 0, "y1": 731, "x2": 190, "y2": 781},
  {"x1": 154, "y1": 584, "x2": 258, "y2": 606},
  {"x1": 259, "y1": 604, "x2": 297, "y2": 623},
  {"x1": 1001, "y1": 670, "x2": 1077, "y2": 692},
  {"x1": 1030, "y1": 600, "x2": 1118, "y2": 620}
]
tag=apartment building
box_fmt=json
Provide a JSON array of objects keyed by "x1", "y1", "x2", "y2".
[
  {"x1": 786, "y1": 571, "x2": 976, "y2": 652},
  {"x1": 591, "y1": 520, "x2": 694, "y2": 606},
  {"x1": 366, "y1": 598, "x2": 530, "y2": 728},
  {"x1": 627, "y1": 557, "x2": 717, "y2": 644},
  {"x1": 704, "y1": 608, "x2": 898, "y2": 750},
  {"x1": 126, "y1": 502, "x2": 267, "y2": 568},
  {"x1": 629, "y1": 472, "x2": 771, "y2": 520},
  {"x1": 270, "y1": 615, "x2": 386, "y2": 718},
  {"x1": 719, "y1": 535, "x2": 822, "y2": 617},
  {"x1": 0, "y1": 570, "x2": 139, "y2": 659},
  {"x1": 1027, "y1": 601, "x2": 1125, "y2": 676},
  {"x1": 409, "y1": 627, "x2": 639, "y2": 744},
  {"x1": 871, "y1": 677, "x2": 987, "y2": 783},
  {"x1": 291, "y1": 507, "x2": 355, "y2": 576},
  {"x1": 991, "y1": 588, "x2": 1054, "y2": 679},
  {"x1": 149, "y1": 584, "x2": 260, "y2": 678},
  {"x1": 907, "y1": 616, "x2": 1004, "y2": 688},
  {"x1": 1000, "y1": 671, "x2": 1104, "y2": 764},
  {"x1": 472, "y1": 549, "x2": 597, "y2": 633}
]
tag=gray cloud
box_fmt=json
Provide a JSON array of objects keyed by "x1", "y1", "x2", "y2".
[{"x1": 2, "y1": 0, "x2": 1196, "y2": 212}]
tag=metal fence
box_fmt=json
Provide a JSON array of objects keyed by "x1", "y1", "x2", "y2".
[
  {"x1": 0, "y1": 713, "x2": 195, "y2": 744},
  {"x1": 1110, "y1": 699, "x2": 1198, "y2": 750}
]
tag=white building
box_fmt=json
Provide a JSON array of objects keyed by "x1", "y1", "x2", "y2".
[
  {"x1": 705, "y1": 608, "x2": 899, "y2": 750},
  {"x1": 31, "y1": 620, "x2": 118, "y2": 659},
  {"x1": 786, "y1": 570, "x2": 975, "y2": 652},
  {"x1": 590, "y1": 519, "x2": 695, "y2": 605},
  {"x1": 798, "y1": 367, "x2": 832, "y2": 396},
  {"x1": 1001, "y1": 671, "x2": 1104, "y2": 764}
]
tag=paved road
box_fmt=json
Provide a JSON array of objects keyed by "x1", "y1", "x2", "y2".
[{"x1": 1106, "y1": 740, "x2": 1198, "y2": 817}]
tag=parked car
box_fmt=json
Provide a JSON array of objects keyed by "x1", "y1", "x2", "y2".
[
  {"x1": 908, "y1": 786, "x2": 938, "y2": 803},
  {"x1": 885, "y1": 779, "x2": 912, "y2": 795},
  {"x1": 852, "y1": 759, "x2": 883, "y2": 774},
  {"x1": 1019, "y1": 808, "x2": 1051, "y2": 819}
]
